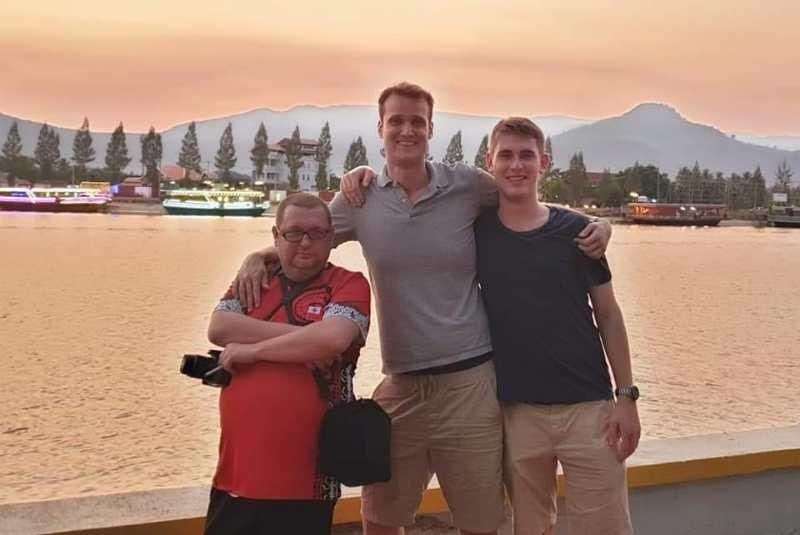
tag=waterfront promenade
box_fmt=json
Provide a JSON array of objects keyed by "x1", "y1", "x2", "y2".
[{"x1": 3, "y1": 425, "x2": 799, "y2": 535}]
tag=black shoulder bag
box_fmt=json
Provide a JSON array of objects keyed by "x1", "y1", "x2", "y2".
[
  {"x1": 317, "y1": 393, "x2": 392, "y2": 487},
  {"x1": 277, "y1": 275, "x2": 392, "y2": 487}
]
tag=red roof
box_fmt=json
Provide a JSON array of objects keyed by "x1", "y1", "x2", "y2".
[
  {"x1": 161, "y1": 165, "x2": 186, "y2": 180},
  {"x1": 161, "y1": 165, "x2": 204, "y2": 181}
]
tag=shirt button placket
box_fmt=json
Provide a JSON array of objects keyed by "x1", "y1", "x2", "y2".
[{"x1": 399, "y1": 193, "x2": 412, "y2": 217}]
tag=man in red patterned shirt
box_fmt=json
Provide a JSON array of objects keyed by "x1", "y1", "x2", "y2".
[{"x1": 204, "y1": 193, "x2": 371, "y2": 535}]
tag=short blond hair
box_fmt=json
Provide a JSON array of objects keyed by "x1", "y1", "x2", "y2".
[{"x1": 489, "y1": 117, "x2": 546, "y2": 156}]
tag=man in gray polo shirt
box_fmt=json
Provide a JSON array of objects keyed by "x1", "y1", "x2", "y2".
[{"x1": 234, "y1": 82, "x2": 610, "y2": 535}]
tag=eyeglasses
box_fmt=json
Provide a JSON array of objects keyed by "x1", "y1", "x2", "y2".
[{"x1": 279, "y1": 228, "x2": 332, "y2": 243}]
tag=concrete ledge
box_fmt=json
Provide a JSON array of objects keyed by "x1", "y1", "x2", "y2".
[
  {"x1": 625, "y1": 424, "x2": 800, "y2": 489},
  {"x1": 2, "y1": 425, "x2": 799, "y2": 534}
]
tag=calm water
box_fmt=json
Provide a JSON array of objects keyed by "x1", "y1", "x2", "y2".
[{"x1": 1, "y1": 212, "x2": 799, "y2": 504}]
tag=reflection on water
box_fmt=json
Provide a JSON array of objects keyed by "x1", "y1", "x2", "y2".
[{"x1": 1, "y1": 212, "x2": 799, "y2": 503}]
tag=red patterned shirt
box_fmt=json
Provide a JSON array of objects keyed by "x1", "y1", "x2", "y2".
[{"x1": 211, "y1": 263, "x2": 370, "y2": 500}]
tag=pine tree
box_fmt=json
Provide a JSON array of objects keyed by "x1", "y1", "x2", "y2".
[
  {"x1": 752, "y1": 166, "x2": 767, "y2": 208},
  {"x1": 689, "y1": 161, "x2": 703, "y2": 203},
  {"x1": 178, "y1": 121, "x2": 203, "y2": 175},
  {"x1": 545, "y1": 136, "x2": 553, "y2": 160},
  {"x1": 140, "y1": 126, "x2": 163, "y2": 196},
  {"x1": 674, "y1": 166, "x2": 693, "y2": 203},
  {"x1": 33, "y1": 124, "x2": 49, "y2": 183},
  {"x1": 474, "y1": 134, "x2": 488, "y2": 170},
  {"x1": 315, "y1": 122, "x2": 332, "y2": 191},
  {"x1": 344, "y1": 136, "x2": 370, "y2": 173},
  {"x1": 214, "y1": 122, "x2": 237, "y2": 183},
  {"x1": 34, "y1": 124, "x2": 60, "y2": 183},
  {"x1": 49, "y1": 129, "x2": 61, "y2": 163},
  {"x1": 105, "y1": 123, "x2": 131, "y2": 184},
  {"x1": 564, "y1": 152, "x2": 587, "y2": 206},
  {"x1": 55, "y1": 158, "x2": 71, "y2": 182},
  {"x1": 329, "y1": 174, "x2": 341, "y2": 191},
  {"x1": 250, "y1": 122, "x2": 269, "y2": 180},
  {"x1": 443, "y1": 131, "x2": 463, "y2": 165},
  {"x1": 71, "y1": 117, "x2": 95, "y2": 182},
  {"x1": 355, "y1": 136, "x2": 369, "y2": 168},
  {"x1": 285, "y1": 126, "x2": 303, "y2": 191},
  {"x1": 1, "y1": 121, "x2": 23, "y2": 186},
  {"x1": 343, "y1": 140, "x2": 357, "y2": 173},
  {"x1": 774, "y1": 159, "x2": 793, "y2": 193}
]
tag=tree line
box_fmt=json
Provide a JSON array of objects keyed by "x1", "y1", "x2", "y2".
[
  {"x1": 2, "y1": 121, "x2": 796, "y2": 202},
  {"x1": 0, "y1": 119, "x2": 369, "y2": 192},
  {"x1": 539, "y1": 154, "x2": 796, "y2": 209},
  {"x1": 0, "y1": 119, "x2": 158, "y2": 189}
]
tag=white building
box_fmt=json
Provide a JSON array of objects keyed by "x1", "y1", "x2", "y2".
[{"x1": 262, "y1": 137, "x2": 320, "y2": 191}]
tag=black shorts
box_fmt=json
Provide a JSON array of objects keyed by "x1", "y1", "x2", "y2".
[{"x1": 205, "y1": 488, "x2": 336, "y2": 535}]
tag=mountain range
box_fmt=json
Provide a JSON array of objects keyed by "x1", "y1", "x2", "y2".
[
  {"x1": 551, "y1": 103, "x2": 799, "y2": 181},
  {"x1": 1, "y1": 104, "x2": 797, "y2": 183}
]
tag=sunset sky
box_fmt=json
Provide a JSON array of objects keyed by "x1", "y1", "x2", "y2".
[{"x1": 1, "y1": 0, "x2": 798, "y2": 134}]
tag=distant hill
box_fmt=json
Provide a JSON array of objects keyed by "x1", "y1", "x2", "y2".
[
  {"x1": 732, "y1": 134, "x2": 800, "y2": 151},
  {"x1": 1, "y1": 104, "x2": 797, "y2": 182},
  {"x1": 551, "y1": 103, "x2": 800, "y2": 183},
  {"x1": 0, "y1": 107, "x2": 587, "y2": 177}
]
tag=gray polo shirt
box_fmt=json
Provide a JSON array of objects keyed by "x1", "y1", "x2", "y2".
[{"x1": 330, "y1": 162, "x2": 497, "y2": 374}]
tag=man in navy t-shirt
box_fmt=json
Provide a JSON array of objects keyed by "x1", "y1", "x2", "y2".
[{"x1": 475, "y1": 117, "x2": 641, "y2": 535}]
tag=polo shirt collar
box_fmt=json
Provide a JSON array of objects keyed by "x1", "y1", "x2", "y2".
[{"x1": 377, "y1": 162, "x2": 447, "y2": 190}]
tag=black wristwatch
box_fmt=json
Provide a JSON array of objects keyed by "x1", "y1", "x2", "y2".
[{"x1": 615, "y1": 385, "x2": 640, "y2": 402}]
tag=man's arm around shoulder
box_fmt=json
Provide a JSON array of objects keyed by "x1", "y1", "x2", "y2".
[{"x1": 554, "y1": 206, "x2": 613, "y2": 259}]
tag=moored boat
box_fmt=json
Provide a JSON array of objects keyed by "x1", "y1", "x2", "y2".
[
  {"x1": 0, "y1": 187, "x2": 111, "y2": 213},
  {"x1": 626, "y1": 202, "x2": 726, "y2": 226},
  {"x1": 162, "y1": 189, "x2": 266, "y2": 216},
  {"x1": 767, "y1": 205, "x2": 800, "y2": 228}
]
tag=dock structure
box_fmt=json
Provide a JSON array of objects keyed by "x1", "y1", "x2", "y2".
[{"x1": 2, "y1": 425, "x2": 799, "y2": 535}]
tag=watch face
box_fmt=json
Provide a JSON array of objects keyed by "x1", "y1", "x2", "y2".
[{"x1": 630, "y1": 386, "x2": 640, "y2": 401}]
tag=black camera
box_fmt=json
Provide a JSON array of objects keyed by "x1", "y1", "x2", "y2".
[{"x1": 180, "y1": 349, "x2": 231, "y2": 387}]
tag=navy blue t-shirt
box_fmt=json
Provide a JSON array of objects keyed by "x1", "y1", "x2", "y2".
[{"x1": 475, "y1": 206, "x2": 613, "y2": 405}]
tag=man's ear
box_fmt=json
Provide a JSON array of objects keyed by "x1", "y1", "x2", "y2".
[
  {"x1": 377, "y1": 120, "x2": 383, "y2": 138},
  {"x1": 272, "y1": 225, "x2": 279, "y2": 245},
  {"x1": 428, "y1": 120, "x2": 434, "y2": 140},
  {"x1": 485, "y1": 151, "x2": 493, "y2": 172}
]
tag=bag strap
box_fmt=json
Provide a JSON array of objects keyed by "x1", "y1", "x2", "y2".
[{"x1": 273, "y1": 273, "x2": 333, "y2": 402}]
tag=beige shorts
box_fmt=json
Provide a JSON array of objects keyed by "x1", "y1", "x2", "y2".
[
  {"x1": 361, "y1": 360, "x2": 505, "y2": 532},
  {"x1": 504, "y1": 400, "x2": 633, "y2": 535}
]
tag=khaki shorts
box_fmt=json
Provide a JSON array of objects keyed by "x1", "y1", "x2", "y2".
[
  {"x1": 504, "y1": 400, "x2": 633, "y2": 535},
  {"x1": 361, "y1": 360, "x2": 505, "y2": 532}
]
